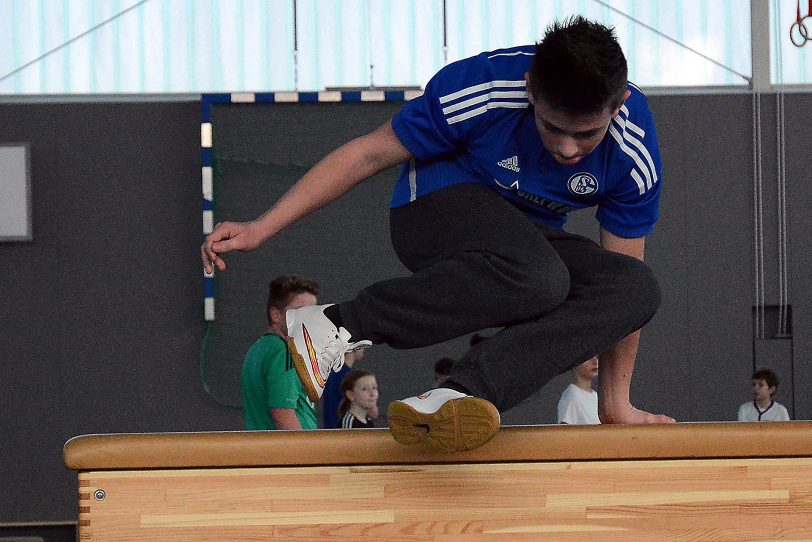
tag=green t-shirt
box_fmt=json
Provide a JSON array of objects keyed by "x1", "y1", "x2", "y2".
[{"x1": 241, "y1": 333, "x2": 317, "y2": 430}]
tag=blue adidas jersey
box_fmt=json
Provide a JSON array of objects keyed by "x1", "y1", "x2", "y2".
[{"x1": 390, "y1": 45, "x2": 662, "y2": 238}]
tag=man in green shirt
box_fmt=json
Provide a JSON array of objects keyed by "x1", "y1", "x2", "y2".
[{"x1": 241, "y1": 275, "x2": 320, "y2": 430}]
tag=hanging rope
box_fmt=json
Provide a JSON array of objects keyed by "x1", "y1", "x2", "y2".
[
  {"x1": 776, "y1": 90, "x2": 787, "y2": 336},
  {"x1": 752, "y1": 90, "x2": 765, "y2": 340},
  {"x1": 780, "y1": 112, "x2": 789, "y2": 336},
  {"x1": 293, "y1": 0, "x2": 299, "y2": 91},
  {"x1": 774, "y1": 0, "x2": 790, "y2": 338},
  {"x1": 367, "y1": 0, "x2": 375, "y2": 87},
  {"x1": 442, "y1": 0, "x2": 448, "y2": 66}
]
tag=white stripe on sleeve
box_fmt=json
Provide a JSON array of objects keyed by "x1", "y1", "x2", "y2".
[
  {"x1": 487, "y1": 51, "x2": 535, "y2": 59},
  {"x1": 441, "y1": 90, "x2": 527, "y2": 115},
  {"x1": 408, "y1": 159, "x2": 417, "y2": 202},
  {"x1": 439, "y1": 80, "x2": 526, "y2": 104},
  {"x1": 446, "y1": 101, "x2": 527, "y2": 124},
  {"x1": 608, "y1": 124, "x2": 654, "y2": 194},
  {"x1": 613, "y1": 115, "x2": 658, "y2": 185}
]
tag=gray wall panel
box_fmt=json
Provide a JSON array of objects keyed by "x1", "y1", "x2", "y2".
[
  {"x1": 0, "y1": 92, "x2": 808, "y2": 524},
  {"x1": 0, "y1": 102, "x2": 241, "y2": 524},
  {"x1": 785, "y1": 94, "x2": 812, "y2": 419}
]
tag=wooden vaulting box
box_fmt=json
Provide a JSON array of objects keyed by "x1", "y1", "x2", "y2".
[{"x1": 64, "y1": 422, "x2": 812, "y2": 541}]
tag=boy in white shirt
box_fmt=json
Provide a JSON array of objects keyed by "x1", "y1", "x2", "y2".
[
  {"x1": 737, "y1": 368, "x2": 790, "y2": 422},
  {"x1": 557, "y1": 357, "x2": 600, "y2": 425}
]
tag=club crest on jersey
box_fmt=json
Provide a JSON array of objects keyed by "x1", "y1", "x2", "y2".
[{"x1": 567, "y1": 172, "x2": 599, "y2": 196}]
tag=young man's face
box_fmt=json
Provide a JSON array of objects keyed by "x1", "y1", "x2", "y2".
[
  {"x1": 751, "y1": 378, "x2": 775, "y2": 402},
  {"x1": 525, "y1": 75, "x2": 629, "y2": 166}
]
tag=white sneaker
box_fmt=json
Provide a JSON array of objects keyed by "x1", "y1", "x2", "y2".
[
  {"x1": 388, "y1": 388, "x2": 500, "y2": 453},
  {"x1": 286, "y1": 304, "x2": 371, "y2": 402}
]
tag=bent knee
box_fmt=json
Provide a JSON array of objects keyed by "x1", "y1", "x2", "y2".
[
  {"x1": 523, "y1": 257, "x2": 571, "y2": 313},
  {"x1": 482, "y1": 250, "x2": 570, "y2": 317}
]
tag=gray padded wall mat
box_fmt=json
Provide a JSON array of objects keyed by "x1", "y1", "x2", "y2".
[{"x1": 1, "y1": 92, "x2": 811, "y2": 523}]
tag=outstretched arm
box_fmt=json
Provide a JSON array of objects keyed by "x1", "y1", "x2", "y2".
[
  {"x1": 202, "y1": 121, "x2": 413, "y2": 273},
  {"x1": 597, "y1": 228, "x2": 676, "y2": 424}
]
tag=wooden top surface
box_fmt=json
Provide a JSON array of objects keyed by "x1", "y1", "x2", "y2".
[{"x1": 63, "y1": 422, "x2": 812, "y2": 470}]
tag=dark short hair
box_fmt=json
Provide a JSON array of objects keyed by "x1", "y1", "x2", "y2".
[
  {"x1": 266, "y1": 275, "x2": 319, "y2": 326},
  {"x1": 752, "y1": 368, "x2": 779, "y2": 391},
  {"x1": 528, "y1": 15, "x2": 628, "y2": 116},
  {"x1": 434, "y1": 357, "x2": 455, "y2": 375}
]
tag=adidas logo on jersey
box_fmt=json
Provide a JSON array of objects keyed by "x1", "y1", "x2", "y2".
[{"x1": 497, "y1": 155, "x2": 520, "y2": 172}]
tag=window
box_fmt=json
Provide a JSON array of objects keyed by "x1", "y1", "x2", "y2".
[{"x1": 0, "y1": 0, "x2": 764, "y2": 95}]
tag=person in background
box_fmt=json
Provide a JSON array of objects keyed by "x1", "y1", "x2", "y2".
[
  {"x1": 241, "y1": 275, "x2": 319, "y2": 430},
  {"x1": 338, "y1": 369, "x2": 379, "y2": 429},
  {"x1": 737, "y1": 368, "x2": 790, "y2": 422},
  {"x1": 323, "y1": 349, "x2": 365, "y2": 429},
  {"x1": 557, "y1": 357, "x2": 600, "y2": 425}
]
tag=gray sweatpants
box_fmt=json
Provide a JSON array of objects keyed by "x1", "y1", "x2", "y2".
[{"x1": 340, "y1": 183, "x2": 660, "y2": 412}]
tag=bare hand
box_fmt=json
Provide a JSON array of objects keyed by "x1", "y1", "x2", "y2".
[
  {"x1": 599, "y1": 403, "x2": 676, "y2": 425},
  {"x1": 201, "y1": 221, "x2": 264, "y2": 273},
  {"x1": 368, "y1": 404, "x2": 379, "y2": 420}
]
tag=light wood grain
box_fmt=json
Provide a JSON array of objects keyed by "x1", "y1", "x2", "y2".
[
  {"x1": 73, "y1": 450, "x2": 812, "y2": 540},
  {"x1": 66, "y1": 424, "x2": 812, "y2": 542}
]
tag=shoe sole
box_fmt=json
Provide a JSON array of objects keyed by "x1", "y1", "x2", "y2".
[
  {"x1": 387, "y1": 397, "x2": 501, "y2": 453},
  {"x1": 287, "y1": 337, "x2": 322, "y2": 403}
]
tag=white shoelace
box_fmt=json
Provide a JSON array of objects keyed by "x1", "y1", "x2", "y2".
[{"x1": 322, "y1": 336, "x2": 348, "y2": 373}]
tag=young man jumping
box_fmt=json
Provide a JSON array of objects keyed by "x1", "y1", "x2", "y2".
[{"x1": 202, "y1": 16, "x2": 676, "y2": 453}]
